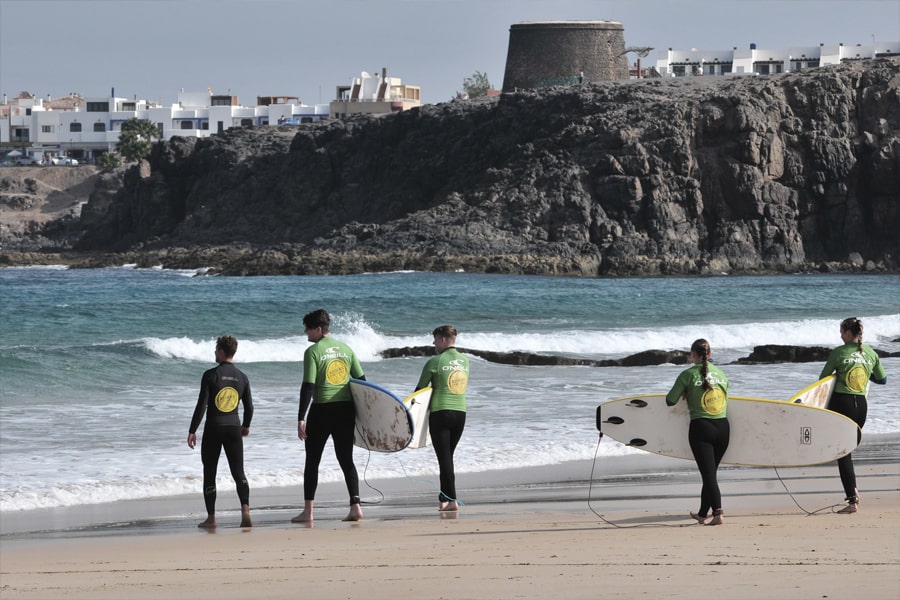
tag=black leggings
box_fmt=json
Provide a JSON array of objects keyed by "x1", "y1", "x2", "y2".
[
  {"x1": 201, "y1": 425, "x2": 249, "y2": 514},
  {"x1": 827, "y1": 393, "x2": 867, "y2": 499},
  {"x1": 688, "y1": 417, "x2": 730, "y2": 516},
  {"x1": 304, "y1": 401, "x2": 359, "y2": 502},
  {"x1": 429, "y1": 410, "x2": 466, "y2": 503}
]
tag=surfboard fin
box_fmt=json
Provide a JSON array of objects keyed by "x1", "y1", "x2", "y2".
[
  {"x1": 628, "y1": 438, "x2": 648, "y2": 447},
  {"x1": 627, "y1": 399, "x2": 648, "y2": 408},
  {"x1": 604, "y1": 416, "x2": 625, "y2": 425}
]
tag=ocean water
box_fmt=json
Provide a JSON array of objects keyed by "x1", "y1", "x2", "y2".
[{"x1": 1, "y1": 267, "x2": 898, "y2": 512}]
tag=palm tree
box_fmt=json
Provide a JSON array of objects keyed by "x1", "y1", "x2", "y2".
[{"x1": 116, "y1": 118, "x2": 161, "y2": 162}]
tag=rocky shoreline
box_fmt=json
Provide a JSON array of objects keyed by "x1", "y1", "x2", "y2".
[
  {"x1": 0, "y1": 246, "x2": 892, "y2": 276},
  {"x1": 2, "y1": 59, "x2": 898, "y2": 277}
]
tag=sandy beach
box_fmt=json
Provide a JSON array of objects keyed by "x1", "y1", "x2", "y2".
[{"x1": 2, "y1": 442, "x2": 899, "y2": 600}]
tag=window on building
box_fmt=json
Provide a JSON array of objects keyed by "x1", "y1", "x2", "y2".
[
  {"x1": 42, "y1": 125, "x2": 53, "y2": 133},
  {"x1": 93, "y1": 122, "x2": 106, "y2": 132},
  {"x1": 672, "y1": 65, "x2": 686, "y2": 76},
  {"x1": 122, "y1": 102, "x2": 136, "y2": 111},
  {"x1": 180, "y1": 121, "x2": 193, "y2": 130},
  {"x1": 240, "y1": 118, "x2": 253, "y2": 127},
  {"x1": 87, "y1": 102, "x2": 110, "y2": 112},
  {"x1": 70, "y1": 122, "x2": 82, "y2": 132},
  {"x1": 201, "y1": 122, "x2": 209, "y2": 130}
]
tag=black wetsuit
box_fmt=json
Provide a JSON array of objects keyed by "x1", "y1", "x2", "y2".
[{"x1": 189, "y1": 362, "x2": 254, "y2": 515}]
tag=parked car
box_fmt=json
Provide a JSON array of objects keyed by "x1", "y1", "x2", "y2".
[
  {"x1": 50, "y1": 156, "x2": 79, "y2": 166},
  {"x1": 14, "y1": 156, "x2": 40, "y2": 166}
]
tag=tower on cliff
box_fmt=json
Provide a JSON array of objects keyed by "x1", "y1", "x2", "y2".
[{"x1": 501, "y1": 21, "x2": 629, "y2": 93}]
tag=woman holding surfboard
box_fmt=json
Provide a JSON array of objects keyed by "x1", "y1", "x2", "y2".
[
  {"x1": 416, "y1": 325, "x2": 470, "y2": 512},
  {"x1": 820, "y1": 317, "x2": 888, "y2": 514},
  {"x1": 665, "y1": 339, "x2": 730, "y2": 526}
]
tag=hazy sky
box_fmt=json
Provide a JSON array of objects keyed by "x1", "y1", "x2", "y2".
[{"x1": 2, "y1": 0, "x2": 898, "y2": 106}]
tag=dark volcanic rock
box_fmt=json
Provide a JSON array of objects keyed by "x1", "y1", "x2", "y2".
[
  {"x1": 383, "y1": 346, "x2": 688, "y2": 367},
  {"x1": 382, "y1": 344, "x2": 897, "y2": 367},
  {"x1": 735, "y1": 343, "x2": 899, "y2": 363},
  {"x1": 6, "y1": 59, "x2": 899, "y2": 276},
  {"x1": 736, "y1": 344, "x2": 833, "y2": 364}
]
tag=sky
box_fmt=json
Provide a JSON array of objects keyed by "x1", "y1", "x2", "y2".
[{"x1": 1, "y1": 0, "x2": 898, "y2": 107}]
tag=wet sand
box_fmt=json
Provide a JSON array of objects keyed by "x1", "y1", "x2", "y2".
[{"x1": 2, "y1": 439, "x2": 898, "y2": 599}]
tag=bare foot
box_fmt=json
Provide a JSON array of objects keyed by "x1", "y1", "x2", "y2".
[
  {"x1": 706, "y1": 511, "x2": 724, "y2": 526},
  {"x1": 690, "y1": 511, "x2": 709, "y2": 524},
  {"x1": 343, "y1": 504, "x2": 363, "y2": 522},
  {"x1": 291, "y1": 511, "x2": 313, "y2": 523},
  {"x1": 439, "y1": 501, "x2": 459, "y2": 512},
  {"x1": 240, "y1": 505, "x2": 252, "y2": 528},
  {"x1": 197, "y1": 517, "x2": 217, "y2": 528}
]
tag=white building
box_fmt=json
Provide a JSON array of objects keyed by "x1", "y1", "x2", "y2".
[
  {"x1": 656, "y1": 40, "x2": 899, "y2": 77},
  {"x1": 330, "y1": 69, "x2": 421, "y2": 119},
  {"x1": 0, "y1": 89, "x2": 330, "y2": 164}
]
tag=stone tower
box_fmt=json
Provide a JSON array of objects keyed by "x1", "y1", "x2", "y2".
[{"x1": 501, "y1": 21, "x2": 629, "y2": 93}]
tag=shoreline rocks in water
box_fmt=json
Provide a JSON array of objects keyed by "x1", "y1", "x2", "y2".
[{"x1": 382, "y1": 344, "x2": 900, "y2": 366}]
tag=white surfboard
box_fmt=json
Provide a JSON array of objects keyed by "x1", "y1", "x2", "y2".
[
  {"x1": 597, "y1": 394, "x2": 860, "y2": 467},
  {"x1": 403, "y1": 387, "x2": 433, "y2": 449},
  {"x1": 349, "y1": 379, "x2": 414, "y2": 452},
  {"x1": 788, "y1": 375, "x2": 836, "y2": 408}
]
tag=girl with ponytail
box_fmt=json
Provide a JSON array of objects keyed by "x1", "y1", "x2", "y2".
[
  {"x1": 820, "y1": 317, "x2": 888, "y2": 513},
  {"x1": 666, "y1": 338, "x2": 730, "y2": 525}
]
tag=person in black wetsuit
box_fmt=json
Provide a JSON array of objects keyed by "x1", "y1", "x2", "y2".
[{"x1": 187, "y1": 335, "x2": 254, "y2": 528}]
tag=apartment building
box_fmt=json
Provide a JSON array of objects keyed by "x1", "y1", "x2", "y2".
[{"x1": 656, "y1": 39, "x2": 899, "y2": 77}]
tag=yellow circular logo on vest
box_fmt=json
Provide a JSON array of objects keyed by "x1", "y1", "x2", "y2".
[
  {"x1": 846, "y1": 366, "x2": 868, "y2": 393},
  {"x1": 326, "y1": 360, "x2": 349, "y2": 385},
  {"x1": 701, "y1": 388, "x2": 726, "y2": 416},
  {"x1": 448, "y1": 370, "x2": 468, "y2": 394},
  {"x1": 215, "y1": 387, "x2": 239, "y2": 412}
]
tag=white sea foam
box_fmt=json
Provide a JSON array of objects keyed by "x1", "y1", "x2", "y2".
[{"x1": 139, "y1": 313, "x2": 900, "y2": 364}]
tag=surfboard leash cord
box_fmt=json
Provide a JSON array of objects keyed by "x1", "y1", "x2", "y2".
[
  {"x1": 587, "y1": 436, "x2": 692, "y2": 529},
  {"x1": 391, "y1": 452, "x2": 465, "y2": 510},
  {"x1": 772, "y1": 467, "x2": 846, "y2": 516},
  {"x1": 352, "y1": 424, "x2": 466, "y2": 510}
]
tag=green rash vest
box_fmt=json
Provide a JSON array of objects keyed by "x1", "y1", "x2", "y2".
[
  {"x1": 303, "y1": 337, "x2": 364, "y2": 404},
  {"x1": 665, "y1": 362, "x2": 729, "y2": 420},
  {"x1": 819, "y1": 342, "x2": 886, "y2": 396},
  {"x1": 416, "y1": 347, "x2": 469, "y2": 412}
]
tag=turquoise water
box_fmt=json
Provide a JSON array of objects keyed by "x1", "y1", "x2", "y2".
[{"x1": 1, "y1": 267, "x2": 898, "y2": 511}]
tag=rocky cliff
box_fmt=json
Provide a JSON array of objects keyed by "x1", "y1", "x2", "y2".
[{"x1": 5, "y1": 58, "x2": 899, "y2": 276}]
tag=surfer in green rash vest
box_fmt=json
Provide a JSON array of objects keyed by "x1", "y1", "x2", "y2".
[
  {"x1": 820, "y1": 317, "x2": 888, "y2": 514},
  {"x1": 416, "y1": 325, "x2": 470, "y2": 512},
  {"x1": 666, "y1": 338, "x2": 730, "y2": 526},
  {"x1": 292, "y1": 309, "x2": 366, "y2": 523}
]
